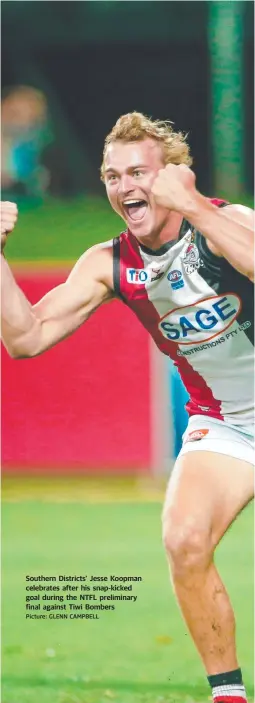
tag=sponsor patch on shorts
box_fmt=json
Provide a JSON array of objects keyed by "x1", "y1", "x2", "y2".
[{"x1": 185, "y1": 429, "x2": 209, "y2": 442}]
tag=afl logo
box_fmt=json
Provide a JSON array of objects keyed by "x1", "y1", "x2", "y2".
[
  {"x1": 158, "y1": 294, "x2": 242, "y2": 345},
  {"x1": 168, "y1": 270, "x2": 182, "y2": 282},
  {"x1": 167, "y1": 269, "x2": 184, "y2": 290}
]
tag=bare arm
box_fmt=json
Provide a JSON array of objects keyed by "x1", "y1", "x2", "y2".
[
  {"x1": 151, "y1": 164, "x2": 254, "y2": 281},
  {"x1": 1, "y1": 244, "x2": 114, "y2": 359},
  {"x1": 182, "y1": 197, "x2": 254, "y2": 281}
]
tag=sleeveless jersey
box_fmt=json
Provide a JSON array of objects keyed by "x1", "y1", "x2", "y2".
[{"x1": 112, "y1": 200, "x2": 254, "y2": 426}]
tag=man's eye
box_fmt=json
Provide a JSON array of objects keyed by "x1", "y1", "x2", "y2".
[
  {"x1": 133, "y1": 170, "x2": 142, "y2": 177},
  {"x1": 108, "y1": 174, "x2": 117, "y2": 182}
]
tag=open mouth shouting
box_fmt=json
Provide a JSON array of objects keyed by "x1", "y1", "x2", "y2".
[{"x1": 122, "y1": 198, "x2": 148, "y2": 222}]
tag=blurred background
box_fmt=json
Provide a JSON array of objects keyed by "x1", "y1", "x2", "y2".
[
  {"x1": 2, "y1": 0, "x2": 254, "y2": 201},
  {"x1": 2, "y1": 0, "x2": 253, "y2": 474},
  {"x1": 1, "y1": 3, "x2": 254, "y2": 702}
]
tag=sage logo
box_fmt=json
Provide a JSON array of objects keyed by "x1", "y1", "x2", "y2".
[
  {"x1": 127, "y1": 268, "x2": 148, "y2": 284},
  {"x1": 159, "y1": 294, "x2": 241, "y2": 345}
]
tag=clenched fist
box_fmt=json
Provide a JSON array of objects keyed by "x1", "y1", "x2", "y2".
[
  {"x1": 151, "y1": 163, "x2": 197, "y2": 213},
  {"x1": 1, "y1": 201, "x2": 18, "y2": 251}
]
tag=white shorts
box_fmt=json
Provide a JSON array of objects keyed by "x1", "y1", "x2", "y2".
[{"x1": 179, "y1": 415, "x2": 254, "y2": 466}]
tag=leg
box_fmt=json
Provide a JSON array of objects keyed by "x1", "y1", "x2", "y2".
[{"x1": 162, "y1": 451, "x2": 254, "y2": 674}]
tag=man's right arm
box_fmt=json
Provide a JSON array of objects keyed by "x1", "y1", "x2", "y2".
[{"x1": 1, "y1": 245, "x2": 114, "y2": 359}]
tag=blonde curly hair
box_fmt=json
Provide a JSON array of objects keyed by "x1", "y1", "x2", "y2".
[{"x1": 101, "y1": 111, "x2": 192, "y2": 180}]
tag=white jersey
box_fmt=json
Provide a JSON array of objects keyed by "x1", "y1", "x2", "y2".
[{"x1": 113, "y1": 200, "x2": 254, "y2": 427}]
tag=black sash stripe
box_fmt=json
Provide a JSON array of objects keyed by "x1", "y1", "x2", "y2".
[
  {"x1": 194, "y1": 213, "x2": 254, "y2": 346},
  {"x1": 112, "y1": 236, "x2": 127, "y2": 303}
]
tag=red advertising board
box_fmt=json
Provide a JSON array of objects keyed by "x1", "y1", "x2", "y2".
[{"x1": 2, "y1": 270, "x2": 152, "y2": 473}]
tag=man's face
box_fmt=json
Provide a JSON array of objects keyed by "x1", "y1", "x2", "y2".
[{"x1": 104, "y1": 138, "x2": 171, "y2": 239}]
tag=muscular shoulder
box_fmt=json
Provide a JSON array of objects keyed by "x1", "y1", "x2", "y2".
[
  {"x1": 68, "y1": 240, "x2": 114, "y2": 300},
  {"x1": 206, "y1": 203, "x2": 254, "y2": 257},
  {"x1": 87, "y1": 240, "x2": 114, "y2": 290},
  {"x1": 223, "y1": 203, "x2": 254, "y2": 229}
]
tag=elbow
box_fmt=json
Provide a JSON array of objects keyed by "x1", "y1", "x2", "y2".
[
  {"x1": 14, "y1": 351, "x2": 34, "y2": 360},
  {"x1": 3, "y1": 334, "x2": 41, "y2": 359},
  {"x1": 2, "y1": 312, "x2": 43, "y2": 358},
  {"x1": 4, "y1": 321, "x2": 43, "y2": 359},
  {"x1": 8, "y1": 348, "x2": 22, "y2": 359},
  {"x1": 6, "y1": 344, "x2": 34, "y2": 360},
  {"x1": 10, "y1": 342, "x2": 42, "y2": 359}
]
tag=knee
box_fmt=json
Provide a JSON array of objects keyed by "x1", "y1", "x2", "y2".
[{"x1": 162, "y1": 514, "x2": 213, "y2": 573}]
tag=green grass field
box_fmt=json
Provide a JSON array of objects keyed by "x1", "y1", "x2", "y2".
[
  {"x1": 5, "y1": 193, "x2": 254, "y2": 264},
  {"x1": 5, "y1": 196, "x2": 121, "y2": 263},
  {"x1": 2, "y1": 476, "x2": 254, "y2": 703}
]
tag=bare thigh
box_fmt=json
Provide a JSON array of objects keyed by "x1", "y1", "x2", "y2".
[{"x1": 163, "y1": 451, "x2": 254, "y2": 550}]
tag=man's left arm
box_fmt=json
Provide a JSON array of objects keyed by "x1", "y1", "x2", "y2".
[
  {"x1": 183, "y1": 196, "x2": 254, "y2": 281},
  {"x1": 152, "y1": 164, "x2": 254, "y2": 282}
]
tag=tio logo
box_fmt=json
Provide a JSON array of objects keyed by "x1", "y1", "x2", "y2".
[{"x1": 127, "y1": 268, "x2": 148, "y2": 284}]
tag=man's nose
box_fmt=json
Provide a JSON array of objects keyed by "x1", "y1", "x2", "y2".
[{"x1": 118, "y1": 174, "x2": 134, "y2": 195}]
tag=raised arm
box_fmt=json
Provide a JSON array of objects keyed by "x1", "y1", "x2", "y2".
[
  {"x1": 180, "y1": 199, "x2": 254, "y2": 281},
  {"x1": 151, "y1": 164, "x2": 254, "y2": 281},
  {"x1": 1, "y1": 202, "x2": 114, "y2": 359}
]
